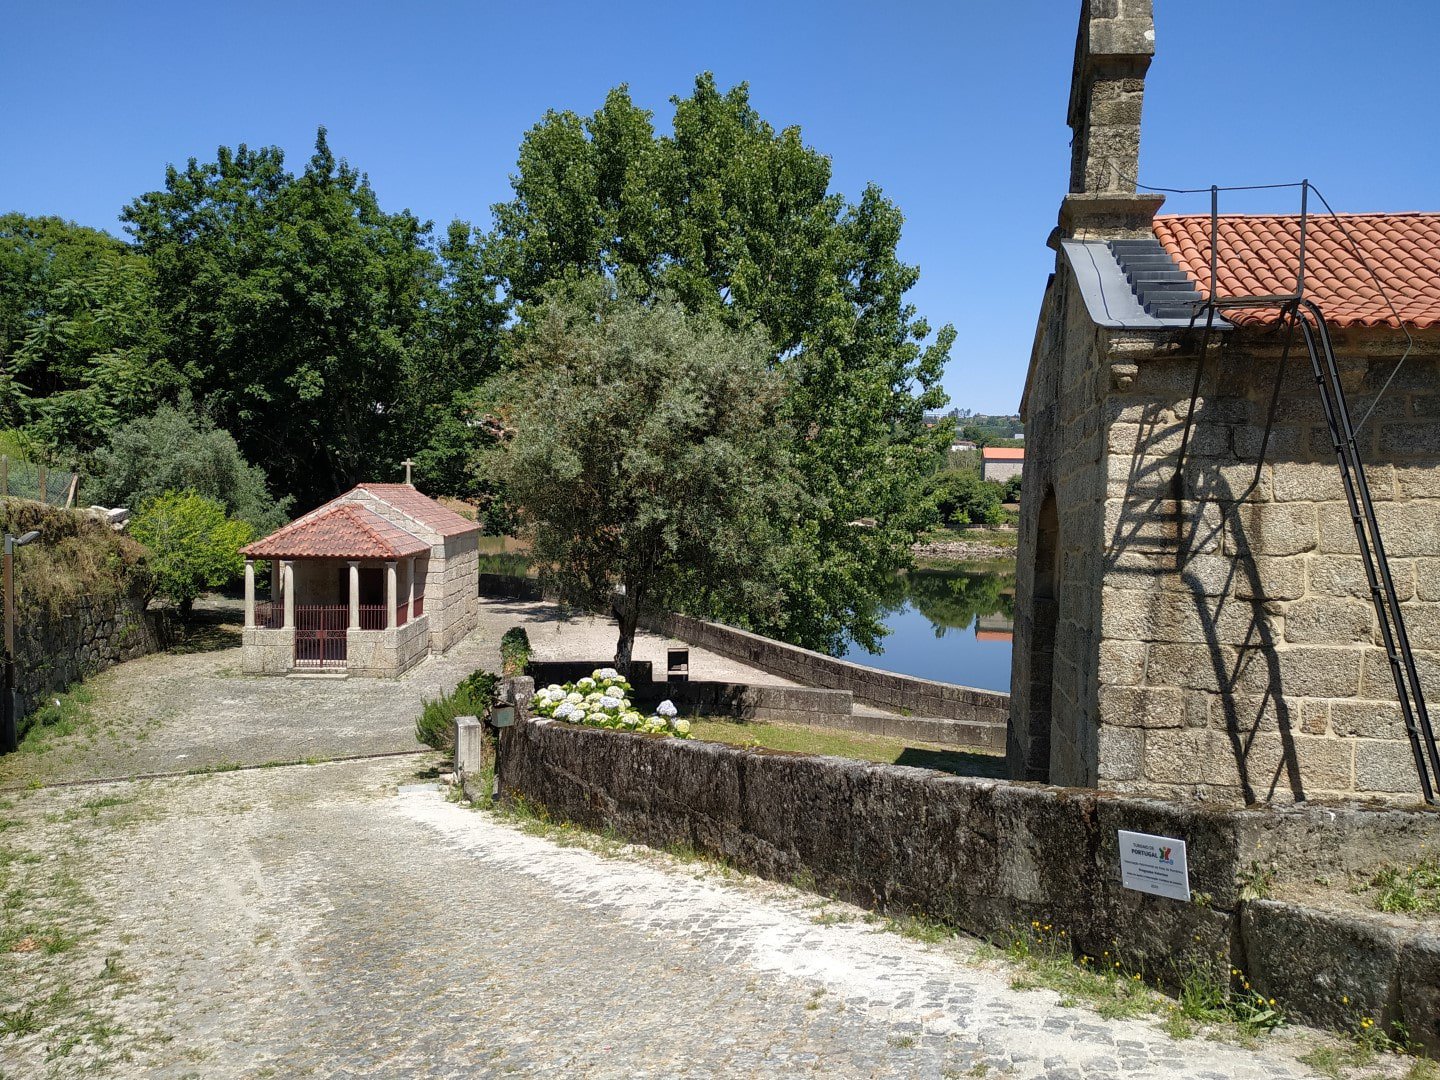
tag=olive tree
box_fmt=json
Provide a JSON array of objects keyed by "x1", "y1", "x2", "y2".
[{"x1": 492, "y1": 283, "x2": 801, "y2": 671}]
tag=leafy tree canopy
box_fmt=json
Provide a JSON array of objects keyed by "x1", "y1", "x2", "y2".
[
  {"x1": 491, "y1": 282, "x2": 802, "y2": 669},
  {"x1": 121, "y1": 129, "x2": 456, "y2": 508},
  {"x1": 88, "y1": 403, "x2": 291, "y2": 532},
  {"x1": 481, "y1": 75, "x2": 952, "y2": 653},
  {"x1": 0, "y1": 214, "x2": 178, "y2": 463},
  {"x1": 130, "y1": 491, "x2": 252, "y2": 614}
]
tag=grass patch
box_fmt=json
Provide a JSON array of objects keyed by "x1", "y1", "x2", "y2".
[
  {"x1": 686, "y1": 718, "x2": 1005, "y2": 778},
  {"x1": 16, "y1": 684, "x2": 98, "y2": 754},
  {"x1": 1363, "y1": 858, "x2": 1440, "y2": 916}
]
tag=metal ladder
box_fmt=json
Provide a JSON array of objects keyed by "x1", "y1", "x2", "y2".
[{"x1": 1176, "y1": 182, "x2": 1439, "y2": 804}]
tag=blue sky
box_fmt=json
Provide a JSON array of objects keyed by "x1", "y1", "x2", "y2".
[{"x1": 3, "y1": 1, "x2": 1437, "y2": 414}]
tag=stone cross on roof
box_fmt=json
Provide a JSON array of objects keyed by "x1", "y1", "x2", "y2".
[{"x1": 402, "y1": 458, "x2": 415, "y2": 486}]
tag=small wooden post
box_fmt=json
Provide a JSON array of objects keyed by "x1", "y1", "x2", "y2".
[
  {"x1": 64, "y1": 475, "x2": 79, "y2": 509},
  {"x1": 1, "y1": 456, "x2": 8, "y2": 497},
  {"x1": 36, "y1": 466, "x2": 46, "y2": 505}
]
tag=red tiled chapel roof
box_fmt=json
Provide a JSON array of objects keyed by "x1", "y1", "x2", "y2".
[
  {"x1": 242, "y1": 503, "x2": 430, "y2": 560},
  {"x1": 1153, "y1": 212, "x2": 1440, "y2": 330}
]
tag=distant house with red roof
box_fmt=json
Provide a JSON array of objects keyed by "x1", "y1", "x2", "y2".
[
  {"x1": 240, "y1": 483, "x2": 480, "y2": 677},
  {"x1": 981, "y1": 446, "x2": 1025, "y2": 483}
]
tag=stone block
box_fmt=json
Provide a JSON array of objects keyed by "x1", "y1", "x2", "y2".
[
  {"x1": 1096, "y1": 725, "x2": 1143, "y2": 781},
  {"x1": 1236, "y1": 646, "x2": 1362, "y2": 700},
  {"x1": 1098, "y1": 685, "x2": 1183, "y2": 729},
  {"x1": 1418, "y1": 559, "x2": 1440, "y2": 601},
  {"x1": 1395, "y1": 603, "x2": 1440, "y2": 652},
  {"x1": 1243, "y1": 901, "x2": 1405, "y2": 1032},
  {"x1": 1098, "y1": 641, "x2": 1147, "y2": 684},
  {"x1": 1360, "y1": 646, "x2": 1440, "y2": 700},
  {"x1": 1272, "y1": 462, "x2": 1395, "y2": 503},
  {"x1": 1320, "y1": 503, "x2": 1440, "y2": 558},
  {"x1": 1223, "y1": 503, "x2": 1317, "y2": 558},
  {"x1": 1395, "y1": 466, "x2": 1440, "y2": 499},
  {"x1": 1355, "y1": 739, "x2": 1428, "y2": 795},
  {"x1": 1398, "y1": 933, "x2": 1440, "y2": 1056},
  {"x1": 454, "y1": 716, "x2": 485, "y2": 777},
  {"x1": 1309, "y1": 556, "x2": 1414, "y2": 602},
  {"x1": 1379, "y1": 422, "x2": 1440, "y2": 459},
  {"x1": 1330, "y1": 700, "x2": 1408, "y2": 741},
  {"x1": 1104, "y1": 497, "x2": 1224, "y2": 556},
  {"x1": 1142, "y1": 729, "x2": 1352, "y2": 797},
  {"x1": 1283, "y1": 598, "x2": 1374, "y2": 645}
]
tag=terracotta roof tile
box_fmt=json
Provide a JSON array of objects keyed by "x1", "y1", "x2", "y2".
[
  {"x1": 1152, "y1": 213, "x2": 1440, "y2": 330},
  {"x1": 353, "y1": 484, "x2": 478, "y2": 538},
  {"x1": 242, "y1": 503, "x2": 429, "y2": 560}
]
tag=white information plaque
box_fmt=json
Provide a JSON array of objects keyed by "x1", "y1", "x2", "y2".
[{"x1": 1118, "y1": 830, "x2": 1191, "y2": 901}]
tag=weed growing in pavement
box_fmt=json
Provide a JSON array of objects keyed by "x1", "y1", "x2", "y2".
[{"x1": 1363, "y1": 857, "x2": 1440, "y2": 916}]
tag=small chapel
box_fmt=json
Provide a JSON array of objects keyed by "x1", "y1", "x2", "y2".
[{"x1": 240, "y1": 482, "x2": 480, "y2": 677}]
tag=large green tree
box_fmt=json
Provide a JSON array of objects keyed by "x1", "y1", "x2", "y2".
[
  {"x1": 0, "y1": 214, "x2": 176, "y2": 463},
  {"x1": 481, "y1": 76, "x2": 952, "y2": 653},
  {"x1": 493, "y1": 283, "x2": 801, "y2": 670},
  {"x1": 121, "y1": 130, "x2": 453, "y2": 508}
]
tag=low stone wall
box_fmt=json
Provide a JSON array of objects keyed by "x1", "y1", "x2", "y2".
[
  {"x1": 15, "y1": 591, "x2": 160, "y2": 722},
  {"x1": 645, "y1": 611, "x2": 1009, "y2": 728},
  {"x1": 498, "y1": 715, "x2": 1440, "y2": 1050}
]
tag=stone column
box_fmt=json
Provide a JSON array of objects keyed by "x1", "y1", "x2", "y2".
[
  {"x1": 406, "y1": 555, "x2": 417, "y2": 620},
  {"x1": 281, "y1": 560, "x2": 295, "y2": 629},
  {"x1": 348, "y1": 561, "x2": 361, "y2": 630},
  {"x1": 244, "y1": 559, "x2": 256, "y2": 629},
  {"x1": 385, "y1": 560, "x2": 398, "y2": 630},
  {"x1": 270, "y1": 561, "x2": 279, "y2": 603}
]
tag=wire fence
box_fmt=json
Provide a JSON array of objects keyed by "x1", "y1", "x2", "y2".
[{"x1": 0, "y1": 455, "x2": 80, "y2": 506}]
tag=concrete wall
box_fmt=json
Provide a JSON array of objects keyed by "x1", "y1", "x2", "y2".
[
  {"x1": 496, "y1": 714, "x2": 1440, "y2": 1051},
  {"x1": 645, "y1": 611, "x2": 1010, "y2": 730}
]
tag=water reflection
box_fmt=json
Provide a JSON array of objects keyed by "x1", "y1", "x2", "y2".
[{"x1": 842, "y1": 562, "x2": 1015, "y2": 692}]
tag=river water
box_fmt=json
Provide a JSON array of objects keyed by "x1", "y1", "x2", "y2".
[
  {"x1": 478, "y1": 540, "x2": 1015, "y2": 694},
  {"x1": 839, "y1": 561, "x2": 1015, "y2": 693}
]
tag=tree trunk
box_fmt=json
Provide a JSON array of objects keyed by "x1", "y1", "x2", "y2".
[{"x1": 614, "y1": 590, "x2": 640, "y2": 676}]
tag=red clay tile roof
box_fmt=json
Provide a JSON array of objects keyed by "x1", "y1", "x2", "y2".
[
  {"x1": 1153, "y1": 213, "x2": 1440, "y2": 330},
  {"x1": 242, "y1": 503, "x2": 430, "y2": 560},
  {"x1": 982, "y1": 447, "x2": 1026, "y2": 461},
  {"x1": 353, "y1": 484, "x2": 478, "y2": 538}
]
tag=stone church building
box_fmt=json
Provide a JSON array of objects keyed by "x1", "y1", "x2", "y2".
[
  {"x1": 241, "y1": 483, "x2": 480, "y2": 677},
  {"x1": 1009, "y1": 0, "x2": 1440, "y2": 802}
]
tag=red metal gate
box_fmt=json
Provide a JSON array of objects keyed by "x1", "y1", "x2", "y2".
[{"x1": 295, "y1": 605, "x2": 347, "y2": 668}]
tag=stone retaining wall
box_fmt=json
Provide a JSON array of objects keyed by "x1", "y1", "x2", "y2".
[
  {"x1": 15, "y1": 591, "x2": 159, "y2": 724},
  {"x1": 644, "y1": 611, "x2": 1010, "y2": 728},
  {"x1": 497, "y1": 714, "x2": 1440, "y2": 1050}
]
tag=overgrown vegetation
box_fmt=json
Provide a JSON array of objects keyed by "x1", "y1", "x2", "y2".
[
  {"x1": 1363, "y1": 857, "x2": 1440, "y2": 916},
  {"x1": 499, "y1": 626, "x2": 531, "y2": 676},
  {"x1": 416, "y1": 669, "x2": 500, "y2": 753},
  {"x1": 0, "y1": 501, "x2": 148, "y2": 619}
]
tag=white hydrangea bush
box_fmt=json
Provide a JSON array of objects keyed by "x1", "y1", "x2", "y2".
[{"x1": 530, "y1": 669, "x2": 692, "y2": 739}]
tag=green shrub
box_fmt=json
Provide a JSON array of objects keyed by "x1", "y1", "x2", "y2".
[
  {"x1": 499, "y1": 626, "x2": 532, "y2": 675},
  {"x1": 416, "y1": 668, "x2": 500, "y2": 752},
  {"x1": 130, "y1": 491, "x2": 252, "y2": 615}
]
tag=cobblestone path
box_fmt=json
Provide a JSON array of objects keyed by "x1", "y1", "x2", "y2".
[{"x1": 0, "y1": 757, "x2": 1375, "y2": 1078}]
